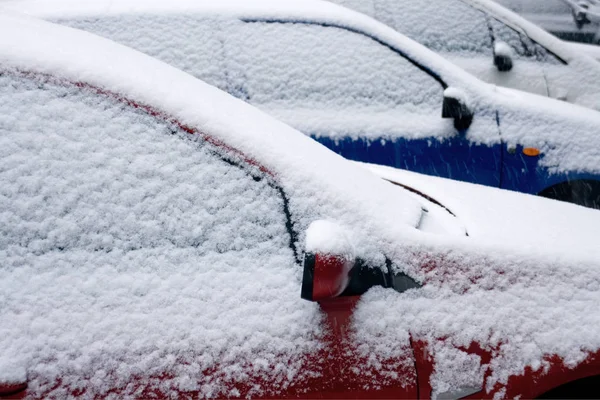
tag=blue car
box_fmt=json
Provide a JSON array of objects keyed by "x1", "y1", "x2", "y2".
[{"x1": 14, "y1": 0, "x2": 600, "y2": 208}]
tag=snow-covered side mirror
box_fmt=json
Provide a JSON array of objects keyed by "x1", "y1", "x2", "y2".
[
  {"x1": 493, "y1": 41, "x2": 513, "y2": 72},
  {"x1": 300, "y1": 221, "x2": 422, "y2": 302},
  {"x1": 442, "y1": 87, "x2": 473, "y2": 131},
  {"x1": 572, "y1": 2, "x2": 591, "y2": 28},
  {"x1": 301, "y1": 220, "x2": 355, "y2": 301}
]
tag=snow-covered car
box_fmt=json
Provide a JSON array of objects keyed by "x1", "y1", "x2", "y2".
[
  {"x1": 6, "y1": 0, "x2": 600, "y2": 209},
  {"x1": 2, "y1": 11, "x2": 600, "y2": 400},
  {"x1": 484, "y1": 0, "x2": 600, "y2": 43},
  {"x1": 328, "y1": 0, "x2": 600, "y2": 109}
]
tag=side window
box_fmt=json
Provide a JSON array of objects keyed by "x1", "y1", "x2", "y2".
[
  {"x1": 372, "y1": 0, "x2": 493, "y2": 56},
  {"x1": 222, "y1": 21, "x2": 444, "y2": 115},
  {"x1": 0, "y1": 72, "x2": 294, "y2": 258},
  {"x1": 57, "y1": 15, "x2": 230, "y2": 91}
]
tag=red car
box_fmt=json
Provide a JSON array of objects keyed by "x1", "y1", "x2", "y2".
[{"x1": 1, "y1": 12, "x2": 600, "y2": 399}]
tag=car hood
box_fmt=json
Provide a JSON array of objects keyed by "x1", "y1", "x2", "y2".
[
  {"x1": 364, "y1": 162, "x2": 600, "y2": 262},
  {"x1": 569, "y1": 42, "x2": 600, "y2": 63}
]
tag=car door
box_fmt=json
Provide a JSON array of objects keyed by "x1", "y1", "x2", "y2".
[
  {"x1": 221, "y1": 19, "x2": 502, "y2": 187},
  {"x1": 0, "y1": 69, "x2": 322, "y2": 398},
  {"x1": 1, "y1": 64, "x2": 424, "y2": 398}
]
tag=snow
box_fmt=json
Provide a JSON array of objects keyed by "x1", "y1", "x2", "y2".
[
  {"x1": 0, "y1": 12, "x2": 425, "y2": 397},
  {"x1": 2, "y1": 9, "x2": 600, "y2": 400},
  {"x1": 359, "y1": 163, "x2": 600, "y2": 396},
  {"x1": 363, "y1": 163, "x2": 600, "y2": 265},
  {"x1": 0, "y1": 71, "x2": 325, "y2": 398},
  {"x1": 465, "y1": 0, "x2": 600, "y2": 109},
  {"x1": 6, "y1": 0, "x2": 600, "y2": 174},
  {"x1": 443, "y1": 87, "x2": 471, "y2": 108},
  {"x1": 305, "y1": 220, "x2": 354, "y2": 258},
  {"x1": 493, "y1": 41, "x2": 513, "y2": 58},
  {"x1": 323, "y1": 0, "x2": 600, "y2": 110}
]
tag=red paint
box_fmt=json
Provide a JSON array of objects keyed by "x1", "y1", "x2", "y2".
[
  {"x1": 413, "y1": 338, "x2": 600, "y2": 399},
  {"x1": 311, "y1": 254, "x2": 353, "y2": 301},
  {"x1": 412, "y1": 338, "x2": 434, "y2": 399},
  {"x1": 496, "y1": 350, "x2": 600, "y2": 399},
  {"x1": 0, "y1": 382, "x2": 27, "y2": 398}
]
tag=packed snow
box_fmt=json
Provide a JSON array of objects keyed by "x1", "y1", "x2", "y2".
[{"x1": 2, "y1": 9, "x2": 600, "y2": 400}]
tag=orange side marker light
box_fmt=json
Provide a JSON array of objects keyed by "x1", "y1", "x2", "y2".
[{"x1": 523, "y1": 147, "x2": 541, "y2": 157}]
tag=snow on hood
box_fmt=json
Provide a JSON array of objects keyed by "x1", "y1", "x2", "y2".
[
  {"x1": 364, "y1": 163, "x2": 600, "y2": 262},
  {"x1": 569, "y1": 41, "x2": 600, "y2": 63},
  {"x1": 355, "y1": 163, "x2": 600, "y2": 397}
]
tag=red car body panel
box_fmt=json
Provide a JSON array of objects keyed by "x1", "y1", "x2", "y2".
[{"x1": 2, "y1": 70, "x2": 599, "y2": 400}]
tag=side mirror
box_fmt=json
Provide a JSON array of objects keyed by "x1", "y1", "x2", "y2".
[
  {"x1": 573, "y1": 2, "x2": 590, "y2": 28},
  {"x1": 301, "y1": 220, "x2": 421, "y2": 302},
  {"x1": 493, "y1": 41, "x2": 513, "y2": 72},
  {"x1": 301, "y1": 220, "x2": 354, "y2": 301},
  {"x1": 442, "y1": 87, "x2": 473, "y2": 131}
]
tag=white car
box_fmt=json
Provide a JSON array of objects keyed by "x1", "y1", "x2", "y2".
[
  {"x1": 493, "y1": 0, "x2": 589, "y2": 36},
  {"x1": 496, "y1": 0, "x2": 600, "y2": 46},
  {"x1": 327, "y1": 0, "x2": 600, "y2": 109},
  {"x1": 6, "y1": 0, "x2": 600, "y2": 209},
  {"x1": 2, "y1": 11, "x2": 600, "y2": 400}
]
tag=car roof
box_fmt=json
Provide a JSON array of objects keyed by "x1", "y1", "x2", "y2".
[{"x1": 0, "y1": 0, "x2": 485, "y2": 89}]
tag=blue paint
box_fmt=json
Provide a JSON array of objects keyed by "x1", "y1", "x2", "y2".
[
  {"x1": 501, "y1": 144, "x2": 600, "y2": 195},
  {"x1": 312, "y1": 135, "x2": 600, "y2": 199},
  {"x1": 313, "y1": 135, "x2": 501, "y2": 187}
]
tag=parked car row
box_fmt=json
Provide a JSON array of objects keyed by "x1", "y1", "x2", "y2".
[
  {"x1": 4, "y1": 0, "x2": 600, "y2": 209},
  {"x1": 1, "y1": 1, "x2": 600, "y2": 399}
]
